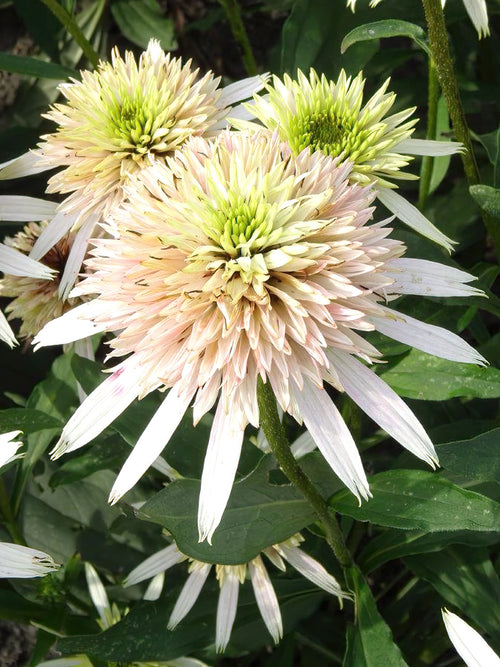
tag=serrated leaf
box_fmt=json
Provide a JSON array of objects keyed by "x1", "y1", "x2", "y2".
[
  {"x1": 437, "y1": 428, "x2": 500, "y2": 483},
  {"x1": 380, "y1": 349, "x2": 500, "y2": 400},
  {"x1": 0, "y1": 52, "x2": 76, "y2": 79},
  {"x1": 111, "y1": 0, "x2": 177, "y2": 50},
  {"x1": 330, "y1": 470, "x2": 500, "y2": 532},
  {"x1": 341, "y1": 20, "x2": 428, "y2": 55},
  {"x1": 470, "y1": 184, "x2": 500, "y2": 218}
]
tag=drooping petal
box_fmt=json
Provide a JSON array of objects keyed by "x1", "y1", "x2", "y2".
[
  {"x1": 109, "y1": 383, "x2": 195, "y2": 504},
  {"x1": 0, "y1": 196, "x2": 57, "y2": 222},
  {"x1": 376, "y1": 187, "x2": 455, "y2": 251},
  {"x1": 0, "y1": 151, "x2": 50, "y2": 179},
  {"x1": 50, "y1": 363, "x2": 141, "y2": 458},
  {"x1": 0, "y1": 542, "x2": 59, "y2": 578},
  {"x1": 370, "y1": 306, "x2": 486, "y2": 365},
  {"x1": 293, "y1": 379, "x2": 370, "y2": 503},
  {"x1": 277, "y1": 544, "x2": 347, "y2": 599},
  {"x1": 395, "y1": 138, "x2": 464, "y2": 155},
  {"x1": 0, "y1": 311, "x2": 17, "y2": 348},
  {"x1": 197, "y1": 401, "x2": 246, "y2": 543},
  {"x1": 125, "y1": 544, "x2": 187, "y2": 587},
  {"x1": 384, "y1": 258, "x2": 484, "y2": 298},
  {"x1": 290, "y1": 430, "x2": 316, "y2": 458},
  {"x1": 216, "y1": 567, "x2": 240, "y2": 652},
  {"x1": 143, "y1": 572, "x2": 165, "y2": 601},
  {"x1": 33, "y1": 302, "x2": 109, "y2": 350},
  {"x1": 58, "y1": 216, "x2": 96, "y2": 300},
  {"x1": 218, "y1": 74, "x2": 269, "y2": 107},
  {"x1": 0, "y1": 431, "x2": 23, "y2": 469},
  {"x1": 328, "y1": 349, "x2": 438, "y2": 467},
  {"x1": 29, "y1": 211, "x2": 79, "y2": 261},
  {"x1": 0, "y1": 243, "x2": 55, "y2": 280},
  {"x1": 249, "y1": 555, "x2": 283, "y2": 644},
  {"x1": 442, "y1": 608, "x2": 500, "y2": 667},
  {"x1": 84, "y1": 563, "x2": 111, "y2": 628},
  {"x1": 168, "y1": 562, "x2": 212, "y2": 629},
  {"x1": 462, "y1": 0, "x2": 490, "y2": 38}
]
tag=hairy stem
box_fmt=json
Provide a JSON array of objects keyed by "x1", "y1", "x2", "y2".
[
  {"x1": 256, "y1": 377, "x2": 352, "y2": 568},
  {"x1": 218, "y1": 0, "x2": 258, "y2": 76},
  {"x1": 40, "y1": 0, "x2": 100, "y2": 68}
]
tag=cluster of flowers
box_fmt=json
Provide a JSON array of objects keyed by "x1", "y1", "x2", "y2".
[{"x1": 0, "y1": 38, "x2": 488, "y2": 651}]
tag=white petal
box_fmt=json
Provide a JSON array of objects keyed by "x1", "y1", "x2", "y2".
[
  {"x1": 376, "y1": 187, "x2": 455, "y2": 252},
  {"x1": 50, "y1": 363, "x2": 141, "y2": 458},
  {"x1": 290, "y1": 430, "x2": 316, "y2": 459},
  {"x1": 125, "y1": 544, "x2": 186, "y2": 587},
  {"x1": 0, "y1": 151, "x2": 50, "y2": 179},
  {"x1": 395, "y1": 138, "x2": 464, "y2": 156},
  {"x1": 462, "y1": 0, "x2": 490, "y2": 38},
  {"x1": 218, "y1": 74, "x2": 269, "y2": 107},
  {"x1": 0, "y1": 196, "x2": 57, "y2": 222},
  {"x1": 384, "y1": 258, "x2": 484, "y2": 298},
  {"x1": 30, "y1": 211, "x2": 79, "y2": 261},
  {"x1": 168, "y1": 562, "x2": 212, "y2": 629},
  {"x1": 278, "y1": 544, "x2": 346, "y2": 598},
  {"x1": 0, "y1": 243, "x2": 55, "y2": 280},
  {"x1": 58, "y1": 216, "x2": 95, "y2": 301},
  {"x1": 216, "y1": 568, "x2": 240, "y2": 652},
  {"x1": 84, "y1": 563, "x2": 110, "y2": 627},
  {"x1": 370, "y1": 306, "x2": 486, "y2": 365},
  {"x1": 328, "y1": 349, "x2": 438, "y2": 467},
  {"x1": 33, "y1": 302, "x2": 108, "y2": 349},
  {"x1": 143, "y1": 572, "x2": 165, "y2": 601},
  {"x1": 293, "y1": 379, "x2": 370, "y2": 503},
  {"x1": 197, "y1": 402, "x2": 245, "y2": 544},
  {"x1": 442, "y1": 609, "x2": 500, "y2": 667},
  {"x1": 0, "y1": 542, "x2": 59, "y2": 578},
  {"x1": 0, "y1": 310, "x2": 17, "y2": 348},
  {"x1": 109, "y1": 384, "x2": 194, "y2": 504},
  {"x1": 0, "y1": 430, "x2": 23, "y2": 469},
  {"x1": 249, "y1": 556, "x2": 282, "y2": 643}
]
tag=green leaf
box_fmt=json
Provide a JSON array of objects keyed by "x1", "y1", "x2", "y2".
[
  {"x1": 140, "y1": 456, "x2": 320, "y2": 564},
  {"x1": 437, "y1": 428, "x2": 500, "y2": 483},
  {"x1": 343, "y1": 566, "x2": 408, "y2": 666},
  {"x1": 379, "y1": 349, "x2": 500, "y2": 400},
  {"x1": 0, "y1": 408, "x2": 60, "y2": 434},
  {"x1": 13, "y1": 0, "x2": 62, "y2": 59},
  {"x1": 330, "y1": 470, "x2": 500, "y2": 532},
  {"x1": 0, "y1": 52, "x2": 76, "y2": 79},
  {"x1": 111, "y1": 0, "x2": 178, "y2": 50},
  {"x1": 469, "y1": 184, "x2": 500, "y2": 218},
  {"x1": 341, "y1": 20, "x2": 428, "y2": 55}
]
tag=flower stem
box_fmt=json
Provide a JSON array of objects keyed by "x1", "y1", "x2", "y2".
[
  {"x1": 418, "y1": 60, "x2": 439, "y2": 210},
  {"x1": 0, "y1": 478, "x2": 25, "y2": 545},
  {"x1": 40, "y1": 0, "x2": 100, "y2": 69},
  {"x1": 256, "y1": 377, "x2": 353, "y2": 568},
  {"x1": 218, "y1": 0, "x2": 258, "y2": 76}
]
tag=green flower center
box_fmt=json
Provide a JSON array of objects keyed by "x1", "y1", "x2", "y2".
[
  {"x1": 213, "y1": 195, "x2": 274, "y2": 258},
  {"x1": 109, "y1": 95, "x2": 158, "y2": 154},
  {"x1": 296, "y1": 110, "x2": 350, "y2": 155}
]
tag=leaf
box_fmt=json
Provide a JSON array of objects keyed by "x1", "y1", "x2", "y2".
[
  {"x1": 379, "y1": 349, "x2": 500, "y2": 400},
  {"x1": 13, "y1": 0, "x2": 62, "y2": 59},
  {"x1": 139, "y1": 455, "x2": 322, "y2": 564},
  {"x1": 437, "y1": 428, "x2": 500, "y2": 483},
  {"x1": 341, "y1": 20, "x2": 428, "y2": 55},
  {"x1": 110, "y1": 0, "x2": 178, "y2": 50},
  {"x1": 330, "y1": 470, "x2": 500, "y2": 532},
  {"x1": 343, "y1": 566, "x2": 408, "y2": 666},
  {"x1": 470, "y1": 184, "x2": 500, "y2": 218},
  {"x1": 0, "y1": 408, "x2": 60, "y2": 434},
  {"x1": 0, "y1": 53, "x2": 76, "y2": 80}
]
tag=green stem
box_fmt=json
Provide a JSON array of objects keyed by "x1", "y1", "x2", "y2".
[
  {"x1": 256, "y1": 377, "x2": 352, "y2": 568},
  {"x1": 422, "y1": 0, "x2": 500, "y2": 256},
  {"x1": 218, "y1": 0, "x2": 258, "y2": 76},
  {"x1": 418, "y1": 60, "x2": 439, "y2": 210},
  {"x1": 0, "y1": 477, "x2": 25, "y2": 545},
  {"x1": 40, "y1": 0, "x2": 100, "y2": 69}
]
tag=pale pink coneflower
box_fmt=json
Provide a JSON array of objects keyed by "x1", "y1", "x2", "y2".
[
  {"x1": 124, "y1": 533, "x2": 348, "y2": 652},
  {"x1": 0, "y1": 39, "x2": 266, "y2": 300},
  {"x1": 34, "y1": 131, "x2": 485, "y2": 544},
  {"x1": 234, "y1": 68, "x2": 464, "y2": 251}
]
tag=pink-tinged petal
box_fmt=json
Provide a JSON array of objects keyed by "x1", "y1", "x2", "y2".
[
  {"x1": 384, "y1": 258, "x2": 484, "y2": 298},
  {"x1": 293, "y1": 379, "x2": 370, "y2": 503},
  {"x1": 50, "y1": 364, "x2": 141, "y2": 458},
  {"x1": 370, "y1": 306, "x2": 486, "y2": 366},
  {"x1": 109, "y1": 383, "x2": 195, "y2": 504},
  {"x1": 376, "y1": 187, "x2": 455, "y2": 251},
  {"x1": 0, "y1": 243, "x2": 55, "y2": 280},
  {"x1": 277, "y1": 544, "x2": 347, "y2": 599},
  {"x1": 124, "y1": 544, "x2": 186, "y2": 587},
  {"x1": 249, "y1": 556, "x2": 283, "y2": 643},
  {"x1": 30, "y1": 211, "x2": 79, "y2": 261},
  {"x1": 58, "y1": 216, "x2": 98, "y2": 301},
  {"x1": 0, "y1": 311, "x2": 17, "y2": 348},
  {"x1": 442, "y1": 609, "x2": 500, "y2": 667},
  {"x1": 216, "y1": 568, "x2": 240, "y2": 652},
  {"x1": 168, "y1": 562, "x2": 212, "y2": 629},
  {"x1": 197, "y1": 401, "x2": 246, "y2": 543},
  {"x1": 328, "y1": 349, "x2": 438, "y2": 467},
  {"x1": 0, "y1": 151, "x2": 49, "y2": 179},
  {"x1": 0, "y1": 196, "x2": 57, "y2": 222},
  {"x1": 33, "y1": 302, "x2": 108, "y2": 349}
]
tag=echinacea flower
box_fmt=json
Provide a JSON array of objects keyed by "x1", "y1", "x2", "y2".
[
  {"x1": 35, "y1": 130, "x2": 484, "y2": 543},
  {"x1": 0, "y1": 542, "x2": 59, "y2": 578},
  {"x1": 442, "y1": 608, "x2": 500, "y2": 667},
  {"x1": 125, "y1": 533, "x2": 348, "y2": 652},
  {"x1": 347, "y1": 0, "x2": 490, "y2": 39},
  {"x1": 235, "y1": 68, "x2": 463, "y2": 251},
  {"x1": 0, "y1": 39, "x2": 266, "y2": 297},
  {"x1": 0, "y1": 430, "x2": 23, "y2": 468}
]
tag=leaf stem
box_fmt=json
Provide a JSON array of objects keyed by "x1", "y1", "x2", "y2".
[
  {"x1": 256, "y1": 377, "x2": 353, "y2": 568},
  {"x1": 40, "y1": 0, "x2": 100, "y2": 69},
  {"x1": 218, "y1": 0, "x2": 258, "y2": 76},
  {"x1": 418, "y1": 60, "x2": 439, "y2": 210}
]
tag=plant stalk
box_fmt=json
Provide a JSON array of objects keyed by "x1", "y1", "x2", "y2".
[{"x1": 218, "y1": 0, "x2": 258, "y2": 76}]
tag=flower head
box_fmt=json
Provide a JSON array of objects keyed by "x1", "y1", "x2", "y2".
[
  {"x1": 35, "y1": 130, "x2": 484, "y2": 543},
  {"x1": 0, "y1": 542, "x2": 60, "y2": 578},
  {"x1": 125, "y1": 533, "x2": 348, "y2": 652}
]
